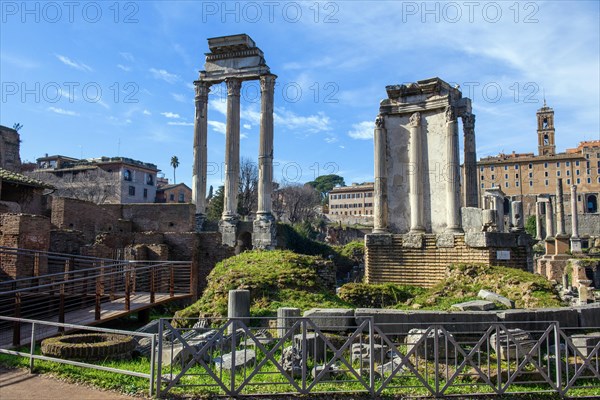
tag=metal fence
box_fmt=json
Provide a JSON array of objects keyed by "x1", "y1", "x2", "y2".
[{"x1": 0, "y1": 316, "x2": 598, "y2": 398}]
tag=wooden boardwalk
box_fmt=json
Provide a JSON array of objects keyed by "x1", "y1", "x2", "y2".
[{"x1": 0, "y1": 292, "x2": 190, "y2": 349}]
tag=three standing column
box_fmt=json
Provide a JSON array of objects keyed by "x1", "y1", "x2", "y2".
[
  {"x1": 256, "y1": 74, "x2": 276, "y2": 219},
  {"x1": 373, "y1": 114, "x2": 389, "y2": 233},
  {"x1": 222, "y1": 78, "x2": 242, "y2": 221},
  {"x1": 192, "y1": 81, "x2": 210, "y2": 231},
  {"x1": 445, "y1": 106, "x2": 462, "y2": 232},
  {"x1": 408, "y1": 112, "x2": 424, "y2": 232}
]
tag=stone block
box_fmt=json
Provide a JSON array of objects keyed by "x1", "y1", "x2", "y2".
[
  {"x1": 570, "y1": 332, "x2": 600, "y2": 357},
  {"x1": 436, "y1": 233, "x2": 455, "y2": 248},
  {"x1": 465, "y1": 232, "x2": 518, "y2": 248},
  {"x1": 293, "y1": 333, "x2": 325, "y2": 362},
  {"x1": 365, "y1": 233, "x2": 393, "y2": 246},
  {"x1": 405, "y1": 328, "x2": 456, "y2": 360},
  {"x1": 351, "y1": 343, "x2": 386, "y2": 365},
  {"x1": 355, "y1": 309, "x2": 499, "y2": 336},
  {"x1": 490, "y1": 329, "x2": 536, "y2": 360},
  {"x1": 214, "y1": 349, "x2": 256, "y2": 371},
  {"x1": 402, "y1": 233, "x2": 423, "y2": 249},
  {"x1": 277, "y1": 307, "x2": 301, "y2": 338},
  {"x1": 575, "y1": 303, "x2": 600, "y2": 328},
  {"x1": 303, "y1": 308, "x2": 354, "y2": 332},
  {"x1": 497, "y1": 308, "x2": 579, "y2": 330},
  {"x1": 478, "y1": 289, "x2": 515, "y2": 309},
  {"x1": 451, "y1": 300, "x2": 496, "y2": 311}
]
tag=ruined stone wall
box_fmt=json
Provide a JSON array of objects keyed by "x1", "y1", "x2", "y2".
[
  {"x1": 194, "y1": 232, "x2": 235, "y2": 296},
  {"x1": 365, "y1": 233, "x2": 530, "y2": 288},
  {"x1": 0, "y1": 214, "x2": 50, "y2": 279},
  {"x1": 51, "y1": 197, "x2": 122, "y2": 242},
  {"x1": 120, "y1": 203, "x2": 194, "y2": 232}
]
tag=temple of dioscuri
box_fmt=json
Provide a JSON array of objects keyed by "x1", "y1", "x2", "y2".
[
  {"x1": 365, "y1": 78, "x2": 533, "y2": 287},
  {"x1": 191, "y1": 34, "x2": 277, "y2": 250}
]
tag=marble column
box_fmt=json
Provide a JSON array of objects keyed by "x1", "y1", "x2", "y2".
[
  {"x1": 373, "y1": 114, "x2": 389, "y2": 233},
  {"x1": 570, "y1": 185, "x2": 582, "y2": 253},
  {"x1": 408, "y1": 112, "x2": 424, "y2": 232},
  {"x1": 571, "y1": 185, "x2": 580, "y2": 238},
  {"x1": 494, "y1": 195, "x2": 504, "y2": 233},
  {"x1": 511, "y1": 200, "x2": 524, "y2": 231},
  {"x1": 192, "y1": 80, "x2": 210, "y2": 231},
  {"x1": 222, "y1": 78, "x2": 241, "y2": 221},
  {"x1": 545, "y1": 199, "x2": 555, "y2": 240},
  {"x1": 462, "y1": 113, "x2": 478, "y2": 207},
  {"x1": 445, "y1": 106, "x2": 462, "y2": 232},
  {"x1": 256, "y1": 74, "x2": 276, "y2": 219},
  {"x1": 556, "y1": 178, "x2": 566, "y2": 236},
  {"x1": 535, "y1": 201, "x2": 543, "y2": 240}
]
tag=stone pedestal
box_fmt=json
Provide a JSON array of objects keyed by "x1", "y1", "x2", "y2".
[
  {"x1": 252, "y1": 216, "x2": 277, "y2": 250},
  {"x1": 554, "y1": 235, "x2": 570, "y2": 255},
  {"x1": 219, "y1": 218, "x2": 239, "y2": 248},
  {"x1": 545, "y1": 239, "x2": 556, "y2": 255},
  {"x1": 570, "y1": 238, "x2": 582, "y2": 253},
  {"x1": 277, "y1": 307, "x2": 301, "y2": 338}
]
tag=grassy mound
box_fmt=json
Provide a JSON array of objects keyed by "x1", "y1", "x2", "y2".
[
  {"x1": 399, "y1": 264, "x2": 564, "y2": 310},
  {"x1": 175, "y1": 250, "x2": 350, "y2": 322},
  {"x1": 337, "y1": 283, "x2": 425, "y2": 308}
]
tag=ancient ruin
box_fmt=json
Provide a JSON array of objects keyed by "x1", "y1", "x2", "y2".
[
  {"x1": 366, "y1": 78, "x2": 533, "y2": 287},
  {"x1": 191, "y1": 34, "x2": 277, "y2": 250}
]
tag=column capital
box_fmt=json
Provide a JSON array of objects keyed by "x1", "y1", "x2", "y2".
[
  {"x1": 461, "y1": 112, "x2": 475, "y2": 130},
  {"x1": 375, "y1": 114, "x2": 385, "y2": 129},
  {"x1": 409, "y1": 112, "x2": 421, "y2": 127},
  {"x1": 445, "y1": 105, "x2": 457, "y2": 123},
  {"x1": 226, "y1": 78, "x2": 242, "y2": 97},
  {"x1": 260, "y1": 74, "x2": 277, "y2": 92},
  {"x1": 194, "y1": 80, "x2": 211, "y2": 99}
]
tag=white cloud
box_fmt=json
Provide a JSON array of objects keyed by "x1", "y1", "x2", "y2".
[
  {"x1": 208, "y1": 120, "x2": 226, "y2": 134},
  {"x1": 243, "y1": 123, "x2": 252, "y2": 130},
  {"x1": 120, "y1": 52, "x2": 135, "y2": 62},
  {"x1": 55, "y1": 54, "x2": 92, "y2": 72},
  {"x1": 347, "y1": 121, "x2": 373, "y2": 140},
  {"x1": 275, "y1": 108, "x2": 331, "y2": 133},
  {"x1": 241, "y1": 133, "x2": 248, "y2": 139},
  {"x1": 117, "y1": 64, "x2": 131, "y2": 72},
  {"x1": 149, "y1": 68, "x2": 179, "y2": 83},
  {"x1": 324, "y1": 137, "x2": 338, "y2": 143},
  {"x1": 160, "y1": 112, "x2": 181, "y2": 119},
  {"x1": 142, "y1": 109, "x2": 151, "y2": 115},
  {"x1": 168, "y1": 121, "x2": 194, "y2": 126},
  {"x1": 171, "y1": 93, "x2": 186, "y2": 103},
  {"x1": 48, "y1": 107, "x2": 78, "y2": 116},
  {"x1": 97, "y1": 99, "x2": 110, "y2": 109}
]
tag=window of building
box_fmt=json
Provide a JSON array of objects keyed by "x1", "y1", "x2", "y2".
[
  {"x1": 557, "y1": 171, "x2": 561, "y2": 176},
  {"x1": 169, "y1": 194, "x2": 175, "y2": 201},
  {"x1": 577, "y1": 178, "x2": 581, "y2": 184},
  {"x1": 576, "y1": 161, "x2": 580, "y2": 166},
  {"x1": 128, "y1": 186, "x2": 135, "y2": 196},
  {"x1": 179, "y1": 192, "x2": 185, "y2": 202},
  {"x1": 528, "y1": 163, "x2": 533, "y2": 169},
  {"x1": 481, "y1": 183, "x2": 485, "y2": 188},
  {"x1": 578, "y1": 195, "x2": 582, "y2": 201},
  {"x1": 480, "y1": 166, "x2": 484, "y2": 172},
  {"x1": 586, "y1": 194, "x2": 598, "y2": 213},
  {"x1": 587, "y1": 161, "x2": 590, "y2": 168},
  {"x1": 567, "y1": 179, "x2": 571, "y2": 185},
  {"x1": 146, "y1": 174, "x2": 154, "y2": 185},
  {"x1": 529, "y1": 172, "x2": 533, "y2": 178},
  {"x1": 545, "y1": 180, "x2": 549, "y2": 186},
  {"x1": 504, "y1": 165, "x2": 508, "y2": 171},
  {"x1": 124, "y1": 169, "x2": 132, "y2": 181},
  {"x1": 544, "y1": 162, "x2": 548, "y2": 168},
  {"x1": 587, "y1": 169, "x2": 591, "y2": 175},
  {"x1": 529, "y1": 181, "x2": 533, "y2": 187},
  {"x1": 491, "y1": 166, "x2": 495, "y2": 171},
  {"x1": 544, "y1": 171, "x2": 548, "y2": 177},
  {"x1": 587, "y1": 178, "x2": 591, "y2": 184},
  {"x1": 143, "y1": 188, "x2": 148, "y2": 198},
  {"x1": 586, "y1": 154, "x2": 590, "y2": 159},
  {"x1": 566, "y1": 161, "x2": 570, "y2": 167},
  {"x1": 514, "y1": 164, "x2": 519, "y2": 170},
  {"x1": 576, "y1": 170, "x2": 580, "y2": 176},
  {"x1": 516, "y1": 181, "x2": 520, "y2": 187},
  {"x1": 481, "y1": 175, "x2": 485, "y2": 181},
  {"x1": 556, "y1": 162, "x2": 560, "y2": 167},
  {"x1": 491, "y1": 174, "x2": 495, "y2": 180},
  {"x1": 505, "y1": 174, "x2": 508, "y2": 179},
  {"x1": 505, "y1": 182, "x2": 509, "y2": 188},
  {"x1": 516, "y1": 173, "x2": 519, "y2": 179},
  {"x1": 567, "y1": 170, "x2": 570, "y2": 176}
]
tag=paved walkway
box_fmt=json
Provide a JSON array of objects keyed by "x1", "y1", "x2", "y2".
[{"x1": 0, "y1": 367, "x2": 141, "y2": 400}]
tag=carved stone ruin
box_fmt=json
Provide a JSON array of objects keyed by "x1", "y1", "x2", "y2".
[{"x1": 192, "y1": 34, "x2": 276, "y2": 249}]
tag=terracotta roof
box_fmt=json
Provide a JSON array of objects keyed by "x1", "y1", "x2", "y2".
[
  {"x1": 157, "y1": 183, "x2": 191, "y2": 191},
  {"x1": 0, "y1": 168, "x2": 53, "y2": 189}
]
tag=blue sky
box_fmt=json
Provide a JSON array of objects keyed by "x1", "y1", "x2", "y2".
[{"x1": 1, "y1": 1, "x2": 599, "y2": 191}]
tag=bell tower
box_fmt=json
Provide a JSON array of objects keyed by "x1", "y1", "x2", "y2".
[{"x1": 537, "y1": 100, "x2": 555, "y2": 155}]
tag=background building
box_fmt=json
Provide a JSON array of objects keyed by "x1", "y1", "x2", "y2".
[
  {"x1": 476, "y1": 103, "x2": 599, "y2": 219},
  {"x1": 156, "y1": 182, "x2": 192, "y2": 204},
  {"x1": 328, "y1": 183, "x2": 374, "y2": 217},
  {"x1": 34, "y1": 155, "x2": 159, "y2": 204},
  {"x1": 0, "y1": 125, "x2": 21, "y2": 172}
]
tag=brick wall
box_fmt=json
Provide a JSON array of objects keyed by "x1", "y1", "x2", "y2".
[
  {"x1": 120, "y1": 203, "x2": 194, "y2": 232},
  {"x1": 365, "y1": 233, "x2": 531, "y2": 288},
  {"x1": 51, "y1": 197, "x2": 121, "y2": 242},
  {"x1": 0, "y1": 213, "x2": 50, "y2": 279}
]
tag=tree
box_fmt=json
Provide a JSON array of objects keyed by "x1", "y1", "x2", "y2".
[
  {"x1": 12, "y1": 123, "x2": 23, "y2": 132},
  {"x1": 273, "y1": 182, "x2": 321, "y2": 224},
  {"x1": 206, "y1": 185, "x2": 214, "y2": 202},
  {"x1": 206, "y1": 185, "x2": 224, "y2": 222},
  {"x1": 238, "y1": 157, "x2": 258, "y2": 217},
  {"x1": 307, "y1": 174, "x2": 345, "y2": 203},
  {"x1": 170, "y1": 156, "x2": 180, "y2": 184},
  {"x1": 28, "y1": 168, "x2": 120, "y2": 204},
  {"x1": 525, "y1": 215, "x2": 537, "y2": 238}
]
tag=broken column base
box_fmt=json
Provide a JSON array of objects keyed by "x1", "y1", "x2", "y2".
[
  {"x1": 253, "y1": 215, "x2": 277, "y2": 250},
  {"x1": 570, "y1": 237, "x2": 583, "y2": 254}
]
